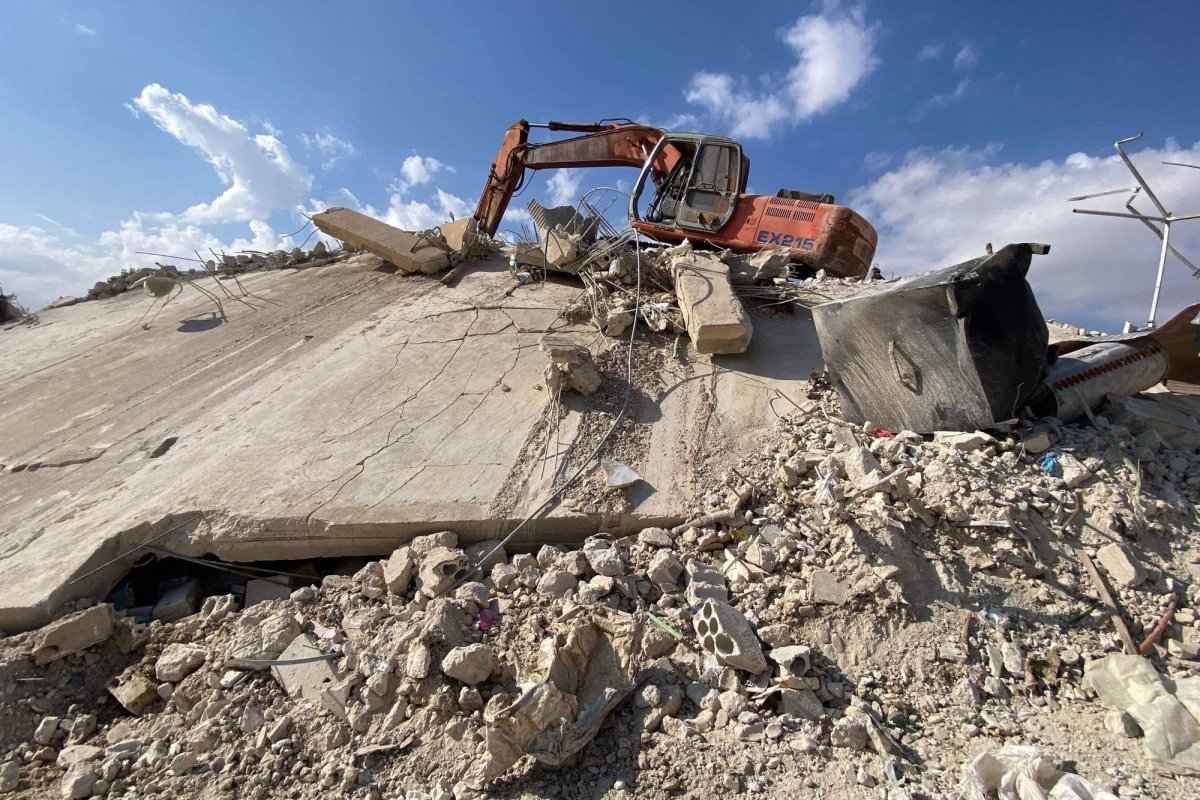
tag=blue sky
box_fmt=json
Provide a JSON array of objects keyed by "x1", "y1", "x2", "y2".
[{"x1": 2, "y1": 1, "x2": 1198, "y2": 329}]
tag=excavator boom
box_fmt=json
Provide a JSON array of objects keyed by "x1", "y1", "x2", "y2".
[{"x1": 474, "y1": 120, "x2": 675, "y2": 237}]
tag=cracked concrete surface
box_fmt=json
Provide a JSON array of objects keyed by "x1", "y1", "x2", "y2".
[{"x1": 0, "y1": 254, "x2": 825, "y2": 631}]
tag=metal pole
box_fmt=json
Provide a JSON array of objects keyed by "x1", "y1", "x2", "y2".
[
  {"x1": 1148, "y1": 219, "x2": 1172, "y2": 328},
  {"x1": 1115, "y1": 133, "x2": 1170, "y2": 217}
]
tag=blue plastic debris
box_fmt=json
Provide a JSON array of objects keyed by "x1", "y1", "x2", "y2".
[{"x1": 1037, "y1": 452, "x2": 1063, "y2": 478}]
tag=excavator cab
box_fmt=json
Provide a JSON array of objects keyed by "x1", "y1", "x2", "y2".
[{"x1": 637, "y1": 134, "x2": 747, "y2": 234}]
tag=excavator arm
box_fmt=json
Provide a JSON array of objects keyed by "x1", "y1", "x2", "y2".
[{"x1": 473, "y1": 120, "x2": 678, "y2": 237}]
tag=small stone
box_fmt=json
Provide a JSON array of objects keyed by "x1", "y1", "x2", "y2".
[
  {"x1": 66, "y1": 715, "x2": 97, "y2": 746},
  {"x1": 0, "y1": 761, "x2": 17, "y2": 792},
  {"x1": 1058, "y1": 453, "x2": 1093, "y2": 489},
  {"x1": 169, "y1": 752, "x2": 197, "y2": 776},
  {"x1": 440, "y1": 644, "x2": 494, "y2": 685},
  {"x1": 638, "y1": 527, "x2": 673, "y2": 548},
  {"x1": 830, "y1": 715, "x2": 870, "y2": 750},
  {"x1": 60, "y1": 762, "x2": 96, "y2": 800},
  {"x1": 55, "y1": 746, "x2": 101, "y2": 769},
  {"x1": 585, "y1": 547, "x2": 625, "y2": 578},
  {"x1": 535, "y1": 570, "x2": 577, "y2": 599},
  {"x1": 934, "y1": 431, "x2": 994, "y2": 452},
  {"x1": 647, "y1": 551, "x2": 684, "y2": 592},
  {"x1": 154, "y1": 643, "x2": 207, "y2": 682},
  {"x1": 809, "y1": 569, "x2": 849, "y2": 605},
  {"x1": 1097, "y1": 543, "x2": 1147, "y2": 589},
  {"x1": 1104, "y1": 709, "x2": 1141, "y2": 738},
  {"x1": 34, "y1": 716, "x2": 60, "y2": 746},
  {"x1": 983, "y1": 676, "x2": 1010, "y2": 699}
]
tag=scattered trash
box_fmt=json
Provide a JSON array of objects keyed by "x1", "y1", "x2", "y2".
[
  {"x1": 599, "y1": 458, "x2": 640, "y2": 488},
  {"x1": 1086, "y1": 654, "x2": 1200, "y2": 775},
  {"x1": 957, "y1": 745, "x2": 1117, "y2": 800}
]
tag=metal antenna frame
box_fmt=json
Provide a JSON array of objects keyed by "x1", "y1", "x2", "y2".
[{"x1": 1069, "y1": 132, "x2": 1200, "y2": 329}]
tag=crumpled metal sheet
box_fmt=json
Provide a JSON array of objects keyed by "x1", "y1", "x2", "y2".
[
  {"x1": 812, "y1": 243, "x2": 1050, "y2": 433},
  {"x1": 475, "y1": 607, "x2": 643, "y2": 782}
]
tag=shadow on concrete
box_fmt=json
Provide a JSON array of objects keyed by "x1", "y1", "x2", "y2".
[
  {"x1": 176, "y1": 316, "x2": 224, "y2": 333},
  {"x1": 714, "y1": 305, "x2": 823, "y2": 384}
]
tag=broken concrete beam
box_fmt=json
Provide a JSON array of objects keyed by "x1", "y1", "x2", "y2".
[
  {"x1": 311, "y1": 208, "x2": 450, "y2": 275},
  {"x1": 31, "y1": 605, "x2": 113, "y2": 666},
  {"x1": 670, "y1": 252, "x2": 753, "y2": 355},
  {"x1": 438, "y1": 217, "x2": 479, "y2": 256}
]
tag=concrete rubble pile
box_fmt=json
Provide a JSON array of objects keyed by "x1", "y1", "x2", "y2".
[
  {"x1": 47, "y1": 243, "x2": 345, "y2": 311},
  {"x1": 2, "y1": 378, "x2": 1199, "y2": 798}
]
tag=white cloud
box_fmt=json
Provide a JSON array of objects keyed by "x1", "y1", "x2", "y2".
[
  {"x1": 683, "y1": 4, "x2": 879, "y2": 139},
  {"x1": 392, "y1": 155, "x2": 449, "y2": 193},
  {"x1": 916, "y1": 44, "x2": 943, "y2": 61},
  {"x1": 916, "y1": 79, "x2": 970, "y2": 118},
  {"x1": 133, "y1": 84, "x2": 313, "y2": 224},
  {"x1": 1, "y1": 85, "x2": 329, "y2": 311},
  {"x1": 377, "y1": 189, "x2": 469, "y2": 231},
  {"x1": 847, "y1": 139, "x2": 1200, "y2": 330},
  {"x1": 546, "y1": 170, "x2": 583, "y2": 207},
  {"x1": 74, "y1": 24, "x2": 96, "y2": 37},
  {"x1": 0, "y1": 224, "x2": 108, "y2": 311},
  {"x1": 644, "y1": 112, "x2": 702, "y2": 131},
  {"x1": 863, "y1": 151, "x2": 894, "y2": 171},
  {"x1": 299, "y1": 126, "x2": 358, "y2": 170},
  {"x1": 953, "y1": 43, "x2": 980, "y2": 69}
]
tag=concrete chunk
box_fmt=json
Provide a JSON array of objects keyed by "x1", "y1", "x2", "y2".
[
  {"x1": 151, "y1": 579, "x2": 202, "y2": 623},
  {"x1": 155, "y1": 643, "x2": 207, "y2": 682},
  {"x1": 685, "y1": 559, "x2": 728, "y2": 605},
  {"x1": 1106, "y1": 394, "x2": 1200, "y2": 449},
  {"x1": 1097, "y1": 542, "x2": 1147, "y2": 588},
  {"x1": 382, "y1": 546, "x2": 415, "y2": 595},
  {"x1": 244, "y1": 577, "x2": 291, "y2": 607},
  {"x1": 810, "y1": 569, "x2": 849, "y2": 605},
  {"x1": 440, "y1": 643, "x2": 493, "y2": 685},
  {"x1": 417, "y1": 547, "x2": 468, "y2": 598},
  {"x1": 31, "y1": 605, "x2": 113, "y2": 666},
  {"x1": 271, "y1": 634, "x2": 339, "y2": 702},
  {"x1": 670, "y1": 252, "x2": 752, "y2": 354},
  {"x1": 107, "y1": 669, "x2": 159, "y2": 715},
  {"x1": 694, "y1": 599, "x2": 766, "y2": 673},
  {"x1": 438, "y1": 217, "x2": 479, "y2": 255},
  {"x1": 312, "y1": 207, "x2": 450, "y2": 274}
]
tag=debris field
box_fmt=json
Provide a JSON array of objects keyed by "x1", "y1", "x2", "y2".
[{"x1": 1, "y1": 182, "x2": 1199, "y2": 800}]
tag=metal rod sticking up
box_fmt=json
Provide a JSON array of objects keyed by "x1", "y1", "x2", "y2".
[{"x1": 1069, "y1": 132, "x2": 1200, "y2": 329}]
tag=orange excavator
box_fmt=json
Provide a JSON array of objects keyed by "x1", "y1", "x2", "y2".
[{"x1": 474, "y1": 119, "x2": 879, "y2": 278}]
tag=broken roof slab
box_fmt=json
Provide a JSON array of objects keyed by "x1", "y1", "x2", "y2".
[{"x1": 0, "y1": 255, "x2": 824, "y2": 631}]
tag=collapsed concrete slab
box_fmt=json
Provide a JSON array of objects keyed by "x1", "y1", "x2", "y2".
[
  {"x1": 669, "y1": 251, "x2": 753, "y2": 355},
  {"x1": 0, "y1": 253, "x2": 826, "y2": 631},
  {"x1": 311, "y1": 207, "x2": 450, "y2": 274}
]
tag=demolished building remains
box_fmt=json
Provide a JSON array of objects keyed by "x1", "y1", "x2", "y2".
[{"x1": 1, "y1": 120, "x2": 1199, "y2": 800}]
